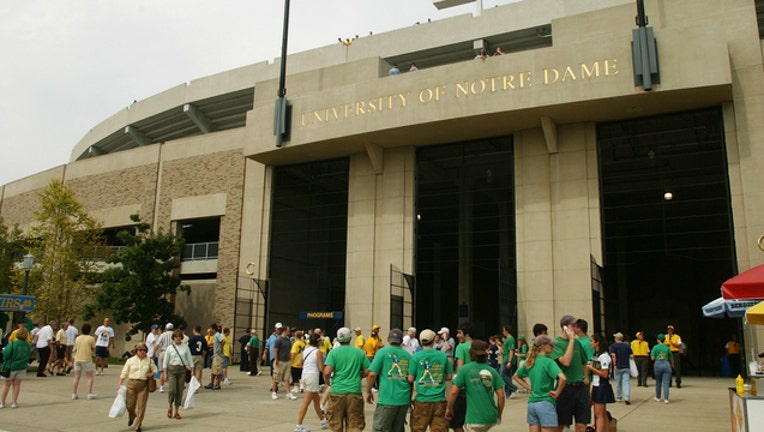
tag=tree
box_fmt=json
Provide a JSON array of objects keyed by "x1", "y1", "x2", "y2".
[
  {"x1": 29, "y1": 179, "x2": 104, "y2": 322},
  {"x1": 0, "y1": 216, "x2": 24, "y2": 293},
  {"x1": 85, "y1": 213, "x2": 189, "y2": 336}
]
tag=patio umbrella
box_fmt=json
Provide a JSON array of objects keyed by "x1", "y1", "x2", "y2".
[
  {"x1": 702, "y1": 297, "x2": 760, "y2": 318},
  {"x1": 722, "y1": 263, "x2": 764, "y2": 299},
  {"x1": 746, "y1": 301, "x2": 764, "y2": 325}
]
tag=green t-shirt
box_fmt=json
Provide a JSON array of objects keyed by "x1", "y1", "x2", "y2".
[
  {"x1": 369, "y1": 345, "x2": 412, "y2": 406},
  {"x1": 451, "y1": 361, "x2": 502, "y2": 425},
  {"x1": 516, "y1": 354, "x2": 562, "y2": 404},
  {"x1": 248, "y1": 335, "x2": 261, "y2": 350},
  {"x1": 577, "y1": 336, "x2": 595, "y2": 361},
  {"x1": 503, "y1": 335, "x2": 516, "y2": 366},
  {"x1": 454, "y1": 340, "x2": 472, "y2": 369},
  {"x1": 408, "y1": 348, "x2": 452, "y2": 402},
  {"x1": 325, "y1": 345, "x2": 370, "y2": 395},
  {"x1": 651, "y1": 343, "x2": 672, "y2": 361},
  {"x1": 550, "y1": 337, "x2": 588, "y2": 383}
]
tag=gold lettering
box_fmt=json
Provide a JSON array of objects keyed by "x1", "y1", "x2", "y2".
[
  {"x1": 331, "y1": 107, "x2": 340, "y2": 120},
  {"x1": 520, "y1": 72, "x2": 532, "y2": 88},
  {"x1": 397, "y1": 92, "x2": 408, "y2": 107},
  {"x1": 561, "y1": 66, "x2": 577, "y2": 82},
  {"x1": 503, "y1": 75, "x2": 516, "y2": 90},
  {"x1": 356, "y1": 101, "x2": 367, "y2": 116},
  {"x1": 470, "y1": 79, "x2": 487, "y2": 95},
  {"x1": 456, "y1": 82, "x2": 469, "y2": 97},
  {"x1": 580, "y1": 62, "x2": 600, "y2": 79},
  {"x1": 604, "y1": 58, "x2": 618, "y2": 76},
  {"x1": 419, "y1": 88, "x2": 434, "y2": 103},
  {"x1": 544, "y1": 68, "x2": 559, "y2": 85}
]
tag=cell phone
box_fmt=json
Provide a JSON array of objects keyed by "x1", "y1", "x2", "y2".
[{"x1": 563, "y1": 325, "x2": 569, "y2": 333}]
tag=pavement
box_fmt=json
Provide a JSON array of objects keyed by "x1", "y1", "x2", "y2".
[{"x1": 0, "y1": 367, "x2": 734, "y2": 432}]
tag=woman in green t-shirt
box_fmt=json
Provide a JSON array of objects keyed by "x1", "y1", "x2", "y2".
[
  {"x1": 513, "y1": 335, "x2": 567, "y2": 432},
  {"x1": 1, "y1": 327, "x2": 32, "y2": 408},
  {"x1": 651, "y1": 333, "x2": 674, "y2": 404}
]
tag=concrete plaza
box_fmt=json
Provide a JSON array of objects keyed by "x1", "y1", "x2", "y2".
[{"x1": 0, "y1": 368, "x2": 734, "y2": 432}]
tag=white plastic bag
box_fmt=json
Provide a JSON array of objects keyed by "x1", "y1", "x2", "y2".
[
  {"x1": 183, "y1": 375, "x2": 201, "y2": 409},
  {"x1": 109, "y1": 385, "x2": 127, "y2": 418},
  {"x1": 629, "y1": 358, "x2": 639, "y2": 378}
]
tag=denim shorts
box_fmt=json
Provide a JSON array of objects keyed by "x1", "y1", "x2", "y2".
[{"x1": 527, "y1": 401, "x2": 558, "y2": 427}]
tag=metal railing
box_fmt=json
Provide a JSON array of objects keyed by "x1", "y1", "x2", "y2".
[{"x1": 182, "y1": 242, "x2": 219, "y2": 261}]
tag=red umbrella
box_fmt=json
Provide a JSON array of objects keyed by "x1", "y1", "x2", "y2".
[{"x1": 722, "y1": 263, "x2": 764, "y2": 300}]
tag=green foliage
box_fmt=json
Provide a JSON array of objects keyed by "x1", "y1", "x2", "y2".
[
  {"x1": 84, "y1": 214, "x2": 189, "y2": 336},
  {"x1": 0, "y1": 217, "x2": 25, "y2": 294},
  {"x1": 29, "y1": 179, "x2": 104, "y2": 322}
]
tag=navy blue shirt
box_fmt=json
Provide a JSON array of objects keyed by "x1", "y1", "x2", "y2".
[
  {"x1": 188, "y1": 334, "x2": 208, "y2": 356},
  {"x1": 609, "y1": 342, "x2": 632, "y2": 369}
]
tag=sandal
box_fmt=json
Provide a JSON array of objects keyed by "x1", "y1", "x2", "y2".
[
  {"x1": 174, "y1": 412, "x2": 182, "y2": 420},
  {"x1": 167, "y1": 408, "x2": 173, "y2": 418}
]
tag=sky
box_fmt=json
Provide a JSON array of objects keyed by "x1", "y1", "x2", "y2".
[{"x1": 0, "y1": 0, "x2": 518, "y2": 186}]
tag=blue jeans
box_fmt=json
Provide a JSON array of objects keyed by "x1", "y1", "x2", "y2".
[
  {"x1": 499, "y1": 363, "x2": 517, "y2": 395},
  {"x1": 654, "y1": 360, "x2": 671, "y2": 400},
  {"x1": 614, "y1": 367, "x2": 631, "y2": 401}
]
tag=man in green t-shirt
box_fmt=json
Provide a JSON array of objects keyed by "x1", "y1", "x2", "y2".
[
  {"x1": 246, "y1": 331, "x2": 261, "y2": 376},
  {"x1": 324, "y1": 327, "x2": 370, "y2": 432},
  {"x1": 446, "y1": 339, "x2": 505, "y2": 431},
  {"x1": 366, "y1": 328, "x2": 412, "y2": 432},
  {"x1": 449, "y1": 321, "x2": 474, "y2": 432},
  {"x1": 550, "y1": 315, "x2": 590, "y2": 432},
  {"x1": 501, "y1": 325, "x2": 518, "y2": 398},
  {"x1": 408, "y1": 329, "x2": 453, "y2": 432}
]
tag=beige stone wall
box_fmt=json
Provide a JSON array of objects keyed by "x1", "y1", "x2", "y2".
[
  {"x1": 155, "y1": 148, "x2": 245, "y2": 330},
  {"x1": 346, "y1": 147, "x2": 415, "y2": 333}
]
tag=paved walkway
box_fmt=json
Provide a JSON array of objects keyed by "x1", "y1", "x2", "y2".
[{"x1": 0, "y1": 368, "x2": 734, "y2": 432}]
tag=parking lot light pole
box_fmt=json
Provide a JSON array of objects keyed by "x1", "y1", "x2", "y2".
[{"x1": 21, "y1": 252, "x2": 34, "y2": 321}]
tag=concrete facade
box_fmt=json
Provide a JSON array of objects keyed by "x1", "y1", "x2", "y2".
[{"x1": 2, "y1": 0, "x2": 764, "y2": 355}]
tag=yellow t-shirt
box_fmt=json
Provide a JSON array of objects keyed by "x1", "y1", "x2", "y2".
[
  {"x1": 631, "y1": 340, "x2": 649, "y2": 356},
  {"x1": 363, "y1": 335, "x2": 383, "y2": 357},
  {"x1": 224, "y1": 335, "x2": 233, "y2": 358},
  {"x1": 354, "y1": 335, "x2": 365, "y2": 349},
  {"x1": 8, "y1": 329, "x2": 31, "y2": 343},
  {"x1": 74, "y1": 335, "x2": 95, "y2": 362},
  {"x1": 291, "y1": 339, "x2": 306, "y2": 368},
  {"x1": 319, "y1": 337, "x2": 332, "y2": 355}
]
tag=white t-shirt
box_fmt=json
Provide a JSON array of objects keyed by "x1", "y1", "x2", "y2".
[
  {"x1": 592, "y1": 352, "x2": 611, "y2": 387},
  {"x1": 402, "y1": 335, "x2": 420, "y2": 355},
  {"x1": 65, "y1": 325, "x2": 78, "y2": 347},
  {"x1": 146, "y1": 332, "x2": 159, "y2": 358},
  {"x1": 94, "y1": 325, "x2": 114, "y2": 348},
  {"x1": 36, "y1": 325, "x2": 54, "y2": 349},
  {"x1": 302, "y1": 346, "x2": 321, "y2": 375}
]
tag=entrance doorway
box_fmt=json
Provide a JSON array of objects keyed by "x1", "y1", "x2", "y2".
[
  {"x1": 415, "y1": 138, "x2": 516, "y2": 339},
  {"x1": 598, "y1": 108, "x2": 737, "y2": 375}
]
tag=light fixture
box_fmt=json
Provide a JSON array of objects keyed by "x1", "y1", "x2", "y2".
[{"x1": 663, "y1": 190, "x2": 673, "y2": 201}]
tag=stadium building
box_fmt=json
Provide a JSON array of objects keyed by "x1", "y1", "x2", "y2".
[{"x1": 2, "y1": 0, "x2": 764, "y2": 372}]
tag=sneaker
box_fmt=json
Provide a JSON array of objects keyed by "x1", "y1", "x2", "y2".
[
  {"x1": 72, "y1": 394, "x2": 78, "y2": 400},
  {"x1": 0, "y1": 403, "x2": 5, "y2": 408},
  {"x1": 625, "y1": 400, "x2": 631, "y2": 405},
  {"x1": 320, "y1": 419, "x2": 329, "y2": 429},
  {"x1": 211, "y1": 385, "x2": 221, "y2": 390},
  {"x1": 95, "y1": 371, "x2": 101, "y2": 376},
  {"x1": 287, "y1": 392, "x2": 297, "y2": 400},
  {"x1": 509, "y1": 392, "x2": 516, "y2": 399},
  {"x1": 204, "y1": 384, "x2": 213, "y2": 389},
  {"x1": 11, "y1": 403, "x2": 18, "y2": 408},
  {"x1": 654, "y1": 397, "x2": 660, "y2": 402},
  {"x1": 247, "y1": 372, "x2": 253, "y2": 376},
  {"x1": 294, "y1": 425, "x2": 309, "y2": 432},
  {"x1": 159, "y1": 385, "x2": 165, "y2": 392},
  {"x1": 271, "y1": 392, "x2": 278, "y2": 400},
  {"x1": 224, "y1": 378, "x2": 232, "y2": 385},
  {"x1": 256, "y1": 370, "x2": 262, "y2": 376},
  {"x1": 87, "y1": 394, "x2": 97, "y2": 400},
  {"x1": 664, "y1": 399, "x2": 670, "y2": 404}
]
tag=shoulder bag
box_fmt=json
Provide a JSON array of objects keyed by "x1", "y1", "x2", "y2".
[{"x1": 173, "y1": 345, "x2": 192, "y2": 383}]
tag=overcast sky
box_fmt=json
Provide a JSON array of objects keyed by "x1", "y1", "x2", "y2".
[{"x1": 0, "y1": 0, "x2": 519, "y2": 186}]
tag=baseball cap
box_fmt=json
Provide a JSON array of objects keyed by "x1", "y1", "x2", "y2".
[
  {"x1": 667, "y1": 325, "x2": 675, "y2": 330},
  {"x1": 438, "y1": 327, "x2": 450, "y2": 335},
  {"x1": 372, "y1": 324, "x2": 381, "y2": 332},
  {"x1": 337, "y1": 327, "x2": 353, "y2": 343},
  {"x1": 559, "y1": 315, "x2": 577, "y2": 327},
  {"x1": 533, "y1": 335, "x2": 557, "y2": 347},
  {"x1": 420, "y1": 329, "x2": 437, "y2": 344},
  {"x1": 165, "y1": 323, "x2": 174, "y2": 330},
  {"x1": 275, "y1": 322, "x2": 283, "y2": 329},
  {"x1": 613, "y1": 332, "x2": 624, "y2": 340},
  {"x1": 354, "y1": 327, "x2": 362, "y2": 331},
  {"x1": 151, "y1": 324, "x2": 159, "y2": 330},
  {"x1": 388, "y1": 328, "x2": 404, "y2": 344},
  {"x1": 657, "y1": 333, "x2": 665, "y2": 342}
]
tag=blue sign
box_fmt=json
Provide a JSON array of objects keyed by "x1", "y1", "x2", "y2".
[
  {"x1": 298, "y1": 311, "x2": 343, "y2": 320},
  {"x1": 0, "y1": 294, "x2": 35, "y2": 312}
]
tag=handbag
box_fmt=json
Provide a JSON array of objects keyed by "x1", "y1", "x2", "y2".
[
  {"x1": 172, "y1": 345, "x2": 192, "y2": 383},
  {"x1": 147, "y1": 377, "x2": 157, "y2": 393}
]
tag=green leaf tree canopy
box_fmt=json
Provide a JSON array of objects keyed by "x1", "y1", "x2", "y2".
[
  {"x1": 85, "y1": 214, "x2": 189, "y2": 336},
  {"x1": 29, "y1": 179, "x2": 104, "y2": 323}
]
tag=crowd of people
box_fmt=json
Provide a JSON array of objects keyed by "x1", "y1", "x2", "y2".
[{"x1": 0, "y1": 313, "x2": 691, "y2": 432}]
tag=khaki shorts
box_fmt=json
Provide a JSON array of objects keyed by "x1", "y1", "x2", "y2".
[
  {"x1": 273, "y1": 361, "x2": 291, "y2": 383},
  {"x1": 211, "y1": 356, "x2": 224, "y2": 375},
  {"x1": 302, "y1": 373, "x2": 320, "y2": 393},
  {"x1": 464, "y1": 424, "x2": 496, "y2": 432},
  {"x1": 411, "y1": 400, "x2": 449, "y2": 432},
  {"x1": 192, "y1": 355, "x2": 204, "y2": 375},
  {"x1": 326, "y1": 393, "x2": 365, "y2": 432},
  {"x1": 74, "y1": 361, "x2": 95, "y2": 372}
]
